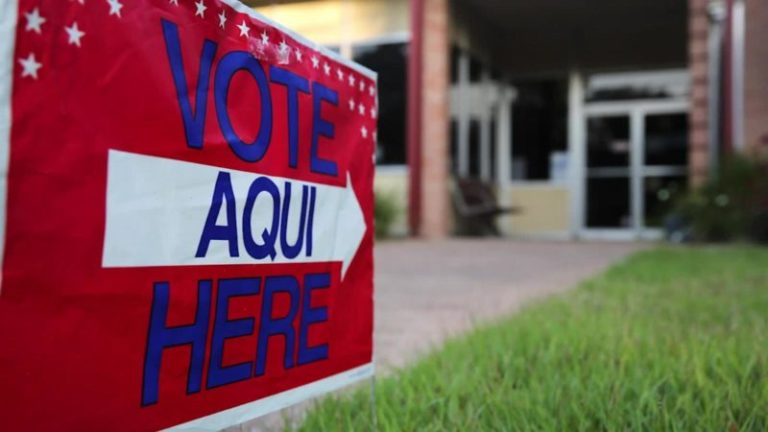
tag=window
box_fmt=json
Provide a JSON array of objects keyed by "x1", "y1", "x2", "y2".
[
  {"x1": 644, "y1": 113, "x2": 688, "y2": 166},
  {"x1": 511, "y1": 79, "x2": 568, "y2": 181},
  {"x1": 468, "y1": 119, "x2": 481, "y2": 177},
  {"x1": 353, "y1": 42, "x2": 408, "y2": 165},
  {"x1": 586, "y1": 70, "x2": 690, "y2": 102}
]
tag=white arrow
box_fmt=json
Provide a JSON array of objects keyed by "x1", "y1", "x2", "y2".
[{"x1": 102, "y1": 150, "x2": 366, "y2": 279}]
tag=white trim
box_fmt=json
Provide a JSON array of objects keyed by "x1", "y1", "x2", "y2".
[
  {"x1": 630, "y1": 109, "x2": 643, "y2": 233},
  {"x1": 577, "y1": 229, "x2": 635, "y2": 241},
  {"x1": 0, "y1": 0, "x2": 18, "y2": 292},
  {"x1": 587, "y1": 69, "x2": 690, "y2": 100},
  {"x1": 584, "y1": 99, "x2": 689, "y2": 117},
  {"x1": 586, "y1": 166, "x2": 689, "y2": 178},
  {"x1": 220, "y1": 0, "x2": 377, "y2": 80},
  {"x1": 641, "y1": 166, "x2": 688, "y2": 177},
  {"x1": 166, "y1": 363, "x2": 375, "y2": 431},
  {"x1": 579, "y1": 229, "x2": 662, "y2": 242}
]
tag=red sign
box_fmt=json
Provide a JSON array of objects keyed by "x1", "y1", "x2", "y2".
[{"x1": 0, "y1": 0, "x2": 376, "y2": 430}]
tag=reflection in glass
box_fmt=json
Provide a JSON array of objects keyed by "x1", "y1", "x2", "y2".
[
  {"x1": 645, "y1": 114, "x2": 688, "y2": 166},
  {"x1": 587, "y1": 116, "x2": 630, "y2": 168},
  {"x1": 586, "y1": 177, "x2": 631, "y2": 228}
]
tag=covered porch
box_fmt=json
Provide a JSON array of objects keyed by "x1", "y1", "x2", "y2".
[{"x1": 410, "y1": 0, "x2": 692, "y2": 239}]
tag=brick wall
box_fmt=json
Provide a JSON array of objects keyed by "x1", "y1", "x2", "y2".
[
  {"x1": 688, "y1": 0, "x2": 711, "y2": 186},
  {"x1": 744, "y1": 0, "x2": 768, "y2": 155}
]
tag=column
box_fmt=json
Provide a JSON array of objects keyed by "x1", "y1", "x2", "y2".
[
  {"x1": 688, "y1": 0, "x2": 712, "y2": 187},
  {"x1": 567, "y1": 70, "x2": 585, "y2": 238},
  {"x1": 479, "y1": 70, "x2": 492, "y2": 181},
  {"x1": 408, "y1": 0, "x2": 450, "y2": 239},
  {"x1": 456, "y1": 52, "x2": 470, "y2": 177},
  {"x1": 494, "y1": 86, "x2": 513, "y2": 188},
  {"x1": 494, "y1": 85, "x2": 515, "y2": 235}
]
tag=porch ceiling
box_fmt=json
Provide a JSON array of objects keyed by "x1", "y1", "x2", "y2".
[{"x1": 457, "y1": 0, "x2": 688, "y2": 77}]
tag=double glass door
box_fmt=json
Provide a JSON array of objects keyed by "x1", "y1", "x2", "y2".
[{"x1": 582, "y1": 100, "x2": 688, "y2": 239}]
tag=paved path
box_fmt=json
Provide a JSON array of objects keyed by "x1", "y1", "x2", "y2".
[
  {"x1": 374, "y1": 240, "x2": 645, "y2": 371},
  {"x1": 240, "y1": 240, "x2": 645, "y2": 430}
]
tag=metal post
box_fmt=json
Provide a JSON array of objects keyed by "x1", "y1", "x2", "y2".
[
  {"x1": 708, "y1": 1, "x2": 726, "y2": 178},
  {"x1": 731, "y1": 0, "x2": 745, "y2": 152},
  {"x1": 369, "y1": 375, "x2": 378, "y2": 431}
]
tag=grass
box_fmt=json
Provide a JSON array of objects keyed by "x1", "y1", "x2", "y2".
[{"x1": 294, "y1": 247, "x2": 768, "y2": 431}]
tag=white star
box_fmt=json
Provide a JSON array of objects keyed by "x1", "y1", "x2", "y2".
[
  {"x1": 71, "y1": 0, "x2": 85, "y2": 4},
  {"x1": 371, "y1": 106, "x2": 377, "y2": 118},
  {"x1": 369, "y1": 85, "x2": 375, "y2": 96},
  {"x1": 361, "y1": 126, "x2": 368, "y2": 139},
  {"x1": 336, "y1": 69, "x2": 344, "y2": 81},
  {"x1": 260, "y1": 30, "x2": 270, "y2": 46},
  {"x1": 348, "y1": 74, "x2": 356, "y2": 87},
  {"x1": 359, "y1": 81, "x2": 364, "y2": 92},
  {"x1": 294, "y1": 49, "x2": 303, "y2": 62},
  {"x1": 107, "y1": 0, "x2": 123, "y2": 18},
  {"x1": 169, "y1": 0, "x2": 178, "y2": 5},
  {"x1": 349, "y1": 99, "x2": 355, "y2": 111},
  {"x1": 311, "y1": 55, "x2": 319, "y2": 69},
  {"x1": 237, "y1": 20, "x2": 249, "y2": 38},
  {"x1": 358, "y1": 104, "x2": 365, "y2": 116},
  {"x1": 65, "y1": 22, "x2": 85, "y2": 47},
  {"x1": 195, "y1": 0, "x2": 207, "y2": 18},
  {"x1": 24, "y1": 8, "x2": 46, "y2": 34},
  {"x1": 218, "y1": 10, "x2": 227, "y2": 28},
  {"x1": 323, "y1": 62, "x2": 330, "y2": 75},
  {"x1": 278, "y1": 40, "x2": 290, "y2": 55},
  {"x1": 19, "y1": 53, "x2": 42, "y2": 79}
]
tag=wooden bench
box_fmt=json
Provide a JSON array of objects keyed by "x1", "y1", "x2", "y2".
[{"x1": 452, "y1": 178, "x2": 519, "y2": 236}]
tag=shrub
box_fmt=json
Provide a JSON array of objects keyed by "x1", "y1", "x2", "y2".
[
  {"x1": 674, "y1": 154, "x2": 768, "y2": 243},
  {"x1": 374, "y1": 191, "x2": 399, "y2": 239}
]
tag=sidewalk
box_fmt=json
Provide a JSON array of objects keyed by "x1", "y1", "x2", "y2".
[{"x1": 374, "y1": 239, "x2": 645, "y2": 370}]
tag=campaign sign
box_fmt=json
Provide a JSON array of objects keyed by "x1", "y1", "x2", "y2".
[{"x1": 0, "y1": 0, "x2": 375, "y2": 430}]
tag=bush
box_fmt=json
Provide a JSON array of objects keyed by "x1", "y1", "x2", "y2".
[
  {"x1": 673, "y1": 154, "x2": 768, "y2": 243},
  {"x1": 374, "y1": 191, "x2": 399, "y2": 239}
]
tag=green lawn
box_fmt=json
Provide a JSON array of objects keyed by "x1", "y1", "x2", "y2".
[{"x1": 295, "y1": 247, "x2": 768, "y2": 431}]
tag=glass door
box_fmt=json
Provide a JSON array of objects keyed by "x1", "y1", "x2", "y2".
[
  {"x1": 580, "y1": 100, "x2": 689, "y2": 239},
  {"x1": 641, "y1": 112, "x2": 689, "y2": 229},
  {"x1": 585, "y1": 113, "x2": 634, "y2": 231}
]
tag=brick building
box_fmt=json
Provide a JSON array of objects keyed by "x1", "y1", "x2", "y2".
[{"x1": 250, "y1": 0, "x2": 768, "y2": 240}]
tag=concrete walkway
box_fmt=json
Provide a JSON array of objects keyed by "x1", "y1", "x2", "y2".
[{"x1": 374, "y1": 239, "x2": 645, "y2": 371}]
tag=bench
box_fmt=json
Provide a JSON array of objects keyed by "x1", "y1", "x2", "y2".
[{"x1": 452, "y1": 178, "x2": 519, "y2": 236}]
